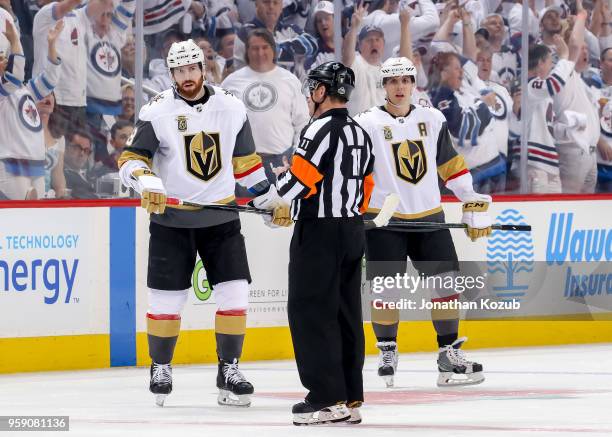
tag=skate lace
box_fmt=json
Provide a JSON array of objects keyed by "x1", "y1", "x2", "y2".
[
  {"x1": 447, "y1": 347, "x2": 469, "y2": 366},
  {"x1": 223, "y1": 359, "x2": 247, "y2": 385},
  {"x1": 381, "y1": 349, "x2": 396, "y2": 367},
  {"x1": 152, "y1": 364, "x2": 171, "y2": 384}
]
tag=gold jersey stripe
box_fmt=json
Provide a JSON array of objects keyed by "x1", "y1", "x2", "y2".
[
  {"x1": 167, "y1": 194, "x2": 236, "y2": 210},
  {"x1": 371, "y1": 307, "x2": 400, "y2": 325},
  {"x1": 232, "y1": 153, "x2": 262, "y2": 175},
  {"x1": 437, "y1": 155, "x2": 468, "y2": 182},
  {"x1": 117, "y1": 150, "x2": 153, "y2": 169},
  {"x1": 147, "y1": 318, "x2": 181, "y2": 338},
  {"x1": 431, "y1": 306, "x2": 460, "y2": 321},
  {"x1": 367, "y1": 205, "x2": 443, "y2": 220},
  {"x1": 215, "y1": 314, "x2": 247, "y2": 335}
]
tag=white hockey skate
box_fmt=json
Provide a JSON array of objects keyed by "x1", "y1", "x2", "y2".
[
  {"x1": 149, "y1": 362, "x2": 172, "y2": 407},
  {"x1": 376, "y1": 341, "x2": 398, "y2": 388},
  {"x1": 292, "y1": 401, "x2": 350, "y2": 426},
  {"x1": 437, "y1": 337, "x2": 484, "y2": 387},
  {"x1": 217, "y1": 359, "x2": 254, "y2": 407},
  {"x1": 345, "y1": 401, "x2": 362, "y2": 425}
]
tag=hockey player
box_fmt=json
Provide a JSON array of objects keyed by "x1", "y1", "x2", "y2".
[
  {"x1": 118, "y1": 39, "x2": 292, "y2": 408},
  {"x1": 354, "y1": 57, "x2": 492, "y2": 388},
  {"x1": 276, "y1": 62, "x2": 375, "y2": 425}
]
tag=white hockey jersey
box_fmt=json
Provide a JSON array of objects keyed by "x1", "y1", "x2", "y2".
[
  {"x1": 482, "y1": 80, "x2": 513, "y2": 157},
  {"x1": 0, "y1": 54, "x2": 62, "y2": 160},
  {"x1": 33, "y1": 3, "x2": 88, "y2": 107},
  {"x1": 85, "y1": 0, "x2": 135, "y2": 113},
  {"x1": 354, "y1": 105, "x2": 469, "y2": 220},
  {"x1": 362, "y1": 0, "x2": 439, "y2": 60},
  {"x1": 118, "y1": 85, "x2": 268, "y2": 213},
  {"x1": 598, "y1": 100, "x2": 612, "y2": 167}
]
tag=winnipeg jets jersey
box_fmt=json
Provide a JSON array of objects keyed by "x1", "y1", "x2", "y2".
[
  {"x1": 119, "y1": 85, "x2": 268, "y2": 227},
  {"x1": 354, "y1": 105, "x2": 469, "y2": 220},
  {"x1": 0, "y1": 54, "x2": 61, "y2": 160}
]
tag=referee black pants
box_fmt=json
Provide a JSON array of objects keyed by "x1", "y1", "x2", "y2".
[{"x1": 288, "y1": 217, "x2": 365, "y2": 406}]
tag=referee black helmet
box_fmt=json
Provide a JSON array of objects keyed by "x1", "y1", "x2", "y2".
[{"x1": 306, "y1": 61, "x2": 355, "y2": 101}]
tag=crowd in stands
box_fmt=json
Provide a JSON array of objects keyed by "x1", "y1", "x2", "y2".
[{"x1": 1, "y1": 0, "x2": 611, "y2": 200}]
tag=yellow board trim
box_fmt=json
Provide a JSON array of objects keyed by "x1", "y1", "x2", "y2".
[
  {"x1": 3, "y1": 320, "x2": 612, "y2": 373},
  {"x1": 0, "y1": 334, "x2": 109, "y2": 373}
]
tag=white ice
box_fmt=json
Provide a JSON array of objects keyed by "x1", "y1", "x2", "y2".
[{"x1": 1, "y1": 344, "x2": 611, "y2": 436}]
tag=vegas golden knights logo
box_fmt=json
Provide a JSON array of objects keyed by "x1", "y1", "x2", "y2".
[
  {"x1": 391, "y1": 139, "x2": 427, "y2": 184},
  {"x1": 184, "y1": 132, "x2": 222, "y2": 181},
  {"x1": 177, "y1": 115, "x2": 187, "y2": 132}
]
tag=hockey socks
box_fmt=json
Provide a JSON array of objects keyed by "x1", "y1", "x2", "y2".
[
  {"x1": 371, "y1": 307, "x2": 399, "y2": 340},
  {"x1": 147, "y1": 313, "x2": 180, "y2": 364},
  {"x1": 431, "y1": 294, "x2": 460, "y2": 348},
  {"x1": 215, "y1": 309, "x2": 247, "y2": 361}
]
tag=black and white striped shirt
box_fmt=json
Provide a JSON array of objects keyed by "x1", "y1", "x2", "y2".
[{"x1": 277, "y1": 108, "x2": 375, "y2": 219}]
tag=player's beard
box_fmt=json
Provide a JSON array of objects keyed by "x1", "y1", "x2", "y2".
[{"x1": 177, "y1": 75, "x2": 205, "y2": 100}]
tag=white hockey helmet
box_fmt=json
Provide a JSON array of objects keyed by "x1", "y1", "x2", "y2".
[
  {"x1": 380, "y1": 57, "x2": 417, "y2": 82},
  {"x1": 166, "y1": 39, "x2": 205, "y2": 69}
]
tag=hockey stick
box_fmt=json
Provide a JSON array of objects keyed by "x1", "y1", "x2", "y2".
[
  {"x1": 384, "y1": 221, "x2": 531, "y2": 232},
  {"x1": 165, "y1": 193, "x2": 401, "y2": 230}
]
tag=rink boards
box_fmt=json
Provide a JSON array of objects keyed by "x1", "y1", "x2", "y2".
[{"x1": 0, "y1": 196, "x2": 611, "y2": 373}]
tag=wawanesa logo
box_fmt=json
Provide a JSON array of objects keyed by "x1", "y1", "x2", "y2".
[{"x1": 546, "y1": 213, "x2": 612, "y2": 264}]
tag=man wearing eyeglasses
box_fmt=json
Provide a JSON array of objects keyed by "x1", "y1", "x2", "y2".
[{"x1": 64, "y1": 130, "x2": 98, "y2": 198}]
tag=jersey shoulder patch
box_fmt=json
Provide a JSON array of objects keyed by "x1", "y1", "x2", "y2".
[{"x1": 138, "y1": 89, "x2": 174, "y2": 121}]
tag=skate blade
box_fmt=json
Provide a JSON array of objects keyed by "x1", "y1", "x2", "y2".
[
  {"x1": 437, "y1": 371, "x2": 485, "y2": 387},
  {"x1": 154, "y1": 394, "x2": 167, "y2": 407},
  {"x1": 293, "y1": 405, "x2": 350, "y2": 426},
  {"x1": 217, "y1": 389, "x2": 251, "y2": 407},
  {"x1": 382, "y1": 375, "x2": 394, "y2": 388}
]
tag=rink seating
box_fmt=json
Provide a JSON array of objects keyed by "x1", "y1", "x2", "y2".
[{"x1": 0, "y1": 194, "x2": 611, "y2": 373}]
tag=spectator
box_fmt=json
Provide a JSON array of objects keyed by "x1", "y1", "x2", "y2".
[
  {"x1": 222, "y1": 28, "x2": 309, "y2": 184},
  {"x1": 304, "y1": 0, "x2": 335, "y2": 71},
  {"x1": 145, "y1": 29, "x2": 183, "y2": 92},
  {"x1": 94, "y1": 119, "x2": 133, "y2": 173},
  {"x1": 342, "y1": 3, "x2": 413, "y2": 115},
  {"x1": 481, "y1": 13, "x2": 518, "y2": 90},
  {"x1": 36, "y1": 91, "x2": 67, "y2": 198},
  {"x1": 597, "y1": 100, "x2": 612, "y2": 191},
  {"x1": 195, "y1": 35, "x2": 224, "y2": 84},
  {"x1": 0, "y1": 19, "x2": 63, "y2": 200},
  {"x1": 430, "y1": 52, "x2": 505, "y2": 193},
  {"x1": 362, "y1": 0, "x2": 439, "y2": 59},
  {"x1": 217, "y1": 30, "x2": 236, "y2": 78},
  {"x1": 117, "y1": 83, "x2": 135, "y2": 123},
  {"x1": 538, "y1": 5, "x2": 564, "y2": 57},
  {"x1": 121, "y1": 33, "x2": 137, "y2": 79},
  {"x1": 33, "y1": 0, "x2": 115, "y2": 136},
  {"x1": 85, "y1": 0, "x2": 136, "y2": 162},
  {"x1": 523, "y1": 36, "x2": 578, "y2": 193},
  {"x1": 476, "y1": 47, "x2": 512, "y2": 173},
  {"x1": 63, "y1": 129, "x2": 98, "y2": 198},
  {"x1": 552, "y1": 10, "x2": 599, "y2": 193},
  {"x1": 233, "y1": 0, "x2": 318, "y2": 72}
]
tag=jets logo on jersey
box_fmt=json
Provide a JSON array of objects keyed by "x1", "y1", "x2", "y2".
[
  {"x1": 177, "y1": 115, "x2": 188, "y2": 132},
  {"x1": 487, "y1": 92, "x2": 507, "y2": 119},
  {"x1": 90, "y1": 42, "x2": 121, "y2": 77},
  {"x1": 383, "y1": 126, "x2": 393, "y2": 140},
  {"x1": 392, "y1": 139, "x2": 427, "y2": 184},
  {"x1": 184, "y1": 132, "x2": 222, "y2": 181},
  {"x1": 243, "y1": 82, "x2": 278, "y2": 112},
  {"x1": 18, "y1": 95, "x2": 42, "y2": 132}
]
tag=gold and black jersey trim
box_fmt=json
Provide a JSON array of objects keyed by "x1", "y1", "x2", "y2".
[
  {"x1": 367, "y1": 205, "x2": 443, "y2": 220},
  {"x1": 117, "y1": 148, "x2": 153, "y2": 169}
]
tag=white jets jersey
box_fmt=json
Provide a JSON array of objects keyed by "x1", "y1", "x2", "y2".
[
  {"x1": 599, "y1": 100, "x2": 612, "y2": 166},
  {"x1": 483, "y1": 80, "x2": 513, "y2": 156},
  {"x1": 0, "y1": 55, "x2": 61, "y2": 160},
  {"x1": 85, "y1": 0, "x2": 135, "y2": 108},
  {"x1": 354, "y1": 105, "x2": 468, "y2": 220},
  {"x1": 33, "y1": 3, "x2": 88, "y2": 107},
  {"x1": 120, "y1": 85, "x2": 265, "y2": 206}
]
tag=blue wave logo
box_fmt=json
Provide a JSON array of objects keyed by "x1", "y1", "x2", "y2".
[{"x1": 486, "y1": 209, "x2": 534, "y2": 301}]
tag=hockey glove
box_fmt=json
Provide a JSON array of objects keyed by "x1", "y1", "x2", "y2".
[
  {"x1": 462, "y1": 200, "x2": 492, "y2": 242},
  {"x1": 250, "y1": 185, "x2": 293, "y2": 228},
  {"x1": 132, "y1": 169, "x2": 167, "y2": 214}
]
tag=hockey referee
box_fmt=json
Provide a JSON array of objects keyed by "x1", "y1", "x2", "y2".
[{"x1": 275, "y1": 62, "x2": 375, "y2": 425}]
